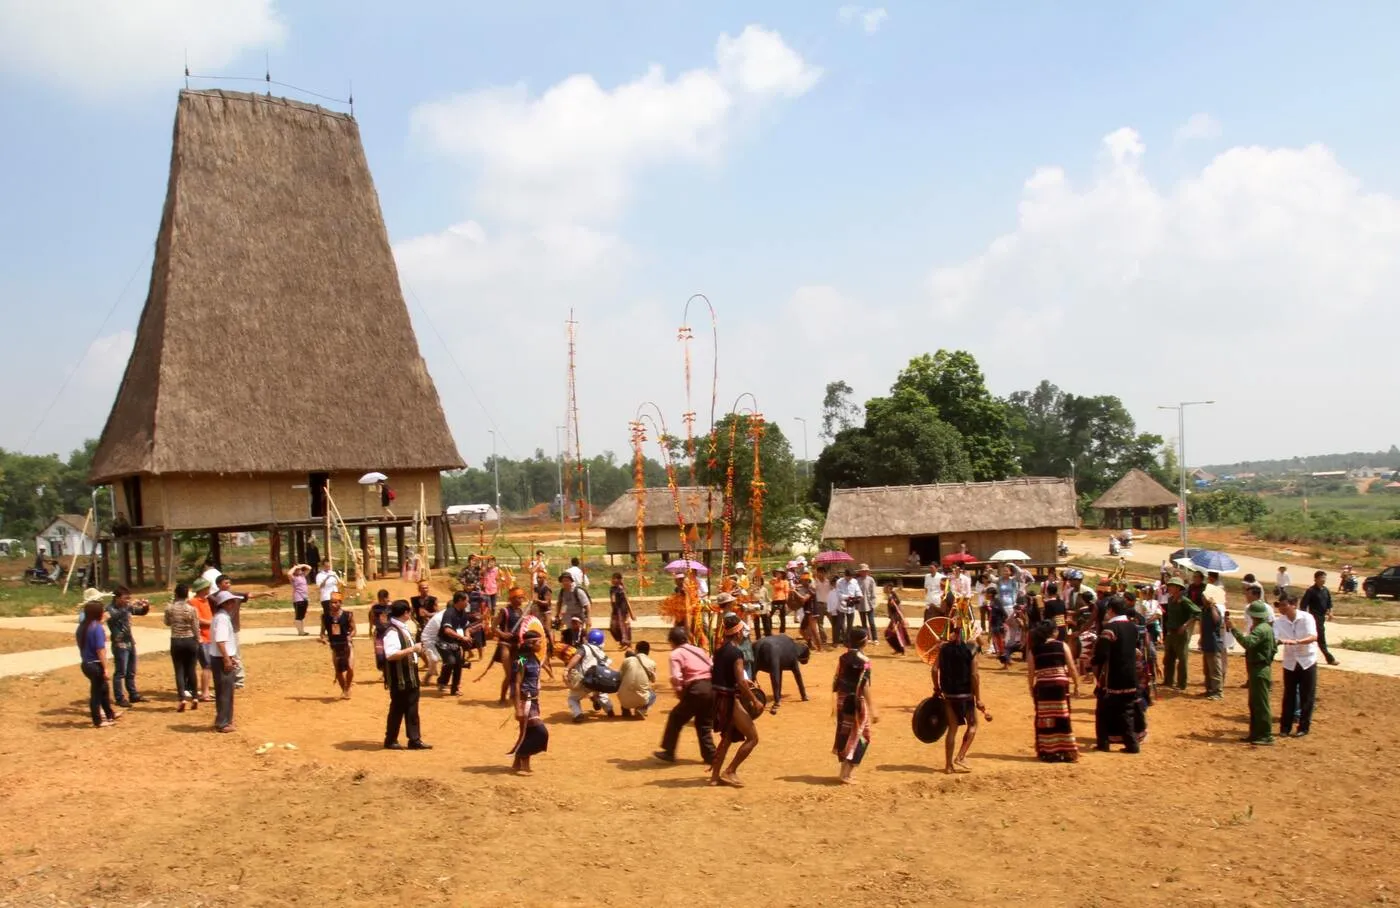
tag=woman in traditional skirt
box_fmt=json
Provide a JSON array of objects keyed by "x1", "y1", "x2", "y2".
[
  {"x1": 882, "y1": 584, "x2": 910, "y2": 655},
  {"x1": 833, "y1": 627, "x2": 878, "y2": 784},
  {"x1": 508, "y1": 630, "x2": 549, "y2": 775},
  {"x1": 1026, "y1": 620, "x2": 1079, "y2": 762}
]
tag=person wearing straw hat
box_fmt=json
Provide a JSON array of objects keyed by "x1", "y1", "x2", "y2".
[
  {"x1": 208, "y1": 588, "x2": 241, "y2": 732},
  {"x1": 1161, "y1": 578, "x2": 1200, "y2": 691},
  {"x1": 76, "y1": 588, "x2": 119, "y2": 728},
  {"x1": 1227, "y1": 599, "x2": 1278, "y2": 746}
]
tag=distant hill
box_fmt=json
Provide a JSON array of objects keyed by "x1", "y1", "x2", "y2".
[{"x1": 1200, "y1": 447, "x2": 1400, "y2": 476}]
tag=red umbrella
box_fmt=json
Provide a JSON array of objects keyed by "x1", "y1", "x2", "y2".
[
  {"x1": 941, "y1": 552, "x2": 977, "y2": 567},
  {"x1": 813, "y1": 550, "x2": 855, "y2": 565}
]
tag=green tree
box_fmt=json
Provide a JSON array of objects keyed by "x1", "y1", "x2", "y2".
[
  {"x1": 686, "y1": 414, "x2": 799, "y2": 553},
  {"x1": 863, "y1": 388, "x2": 972, "y2": 488},
  {"x1": 891, "y1": 351, "x2": 1017, "y2": 481},
  {"x1": 810, "y1": 427, "x2": 873, "y2": 510},
  {"x1": 820, "y1": 380, "x2": 862, "y2": 443}
]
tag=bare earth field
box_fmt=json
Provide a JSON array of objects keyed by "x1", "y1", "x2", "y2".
[
  {"x1": 0, "y1": 629, "x2": 73, "y2": 655},
  {"x1": 2, "y1": 631, "x2": 1398, "y2": 908}
]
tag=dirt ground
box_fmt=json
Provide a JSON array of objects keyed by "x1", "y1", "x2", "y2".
[
  {"x1": 0, "y1": 629, "x2": 72, "y2": 655},
  {"x1": 2, "y1": 630, "x2": 1399, "y2": 908}
]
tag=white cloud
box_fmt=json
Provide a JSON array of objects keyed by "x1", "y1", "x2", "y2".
[
  {"x1": 410, "y1": 25, "x2": 819, "y2": 226},
  {"x1": 395, "y1": 26, "x2": 820, "y2": 463},
  {"x1": 925, "y1": 128, "x2": 1400, "y2": 461},
  {"x1": 1174, "y1": 112, "x2": 1222, "y2": 145},
  {"x1": 838, "y1": 5, "x2": 888, "y2": 34},
  {"x1": 0, "y1": 0, "x2": 285, "y2": 97}
]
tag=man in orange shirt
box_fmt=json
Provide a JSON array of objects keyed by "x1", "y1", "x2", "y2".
[
  {"x1": 189, "y1": 577, "x2": 215, "y2": 703},
  {"x1": 769, "y1": 568, "x2": 791, "y2": 635}
]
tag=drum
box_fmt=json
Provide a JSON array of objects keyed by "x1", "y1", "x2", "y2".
[{"x1": 912, "y1": 696, "x2": 948, "y2": 743}]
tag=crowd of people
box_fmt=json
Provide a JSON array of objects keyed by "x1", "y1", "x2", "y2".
[{"x1": 69, "y1": 546, "x2": 1335, "y2": 783}]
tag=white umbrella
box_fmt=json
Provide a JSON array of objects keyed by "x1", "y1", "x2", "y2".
[
  {"x1": 988, "y1": 550, "x2": 1031, "y2": 562},
  {"x1": 358, "y1": 471, "x2": 388, "y2": 485}
]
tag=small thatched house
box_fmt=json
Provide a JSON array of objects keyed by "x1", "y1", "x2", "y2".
[
  {"x1": 1092, "y1": 468, "x2": 1178, "y2": 530},
  {"x1": 593, "y1": 486, "x2": 721, "y2": 557},
  {"x1": 820, "y1": 478, "x2": 1078, "y2": 570},
  {"x1": 88, "y1": 90, "x2": 463, "y2": 585}
]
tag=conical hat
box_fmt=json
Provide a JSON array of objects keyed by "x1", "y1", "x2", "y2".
[{"x1": 912, "y1": 696, "x2": 948, "y2": 744}]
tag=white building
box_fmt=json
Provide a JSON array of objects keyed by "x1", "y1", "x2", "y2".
[
  {"x1": 35, "y1": 514, "x2": 98, "y2": 558},
  {"x1": 446, "y1": 504, "x2": 500, "y2": 523}
]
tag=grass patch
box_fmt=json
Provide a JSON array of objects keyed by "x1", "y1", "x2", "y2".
[{"x1": 1338, "y1": 637, "x2": 1400, "y2": 655}]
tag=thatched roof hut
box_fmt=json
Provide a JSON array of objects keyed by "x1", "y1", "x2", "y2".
[
  {"x1": 594, "y1": 487, "x2": 721, "y2": 555},
  {"x1": 820, "y1": 478, "x2": 1077, "y2": 570},
  {"x1": 85, "y1": 90, "x2": 462, "y2": 583},
  {"x1": 1091, "y1": 469, "x2": 1178, "y2": 530},
  {"x1": 90, "y1": 90, "x2": 462, "y2": 483}
]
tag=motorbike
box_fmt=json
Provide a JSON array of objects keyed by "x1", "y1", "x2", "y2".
[
  {"x1": 24, "y1": 564, "x2": 65, "y2": 586},
  {"x1": 1339, "y1": 574, "x2": 1359, "y2": 595},
  {"x1": 1057, "y1": 541, "x2": 1070, "y2": 557}
]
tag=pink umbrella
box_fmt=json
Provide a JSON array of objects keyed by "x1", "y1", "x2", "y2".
[
  {"x1": 941, "y1": 552, "x2": 977, "y2": 567},
  {"x1": 813, "y1": 550, "x2": 855, "y2": 565},
  {"x1": 664, "y1": 559, "x2": 709, "y2": 575}
]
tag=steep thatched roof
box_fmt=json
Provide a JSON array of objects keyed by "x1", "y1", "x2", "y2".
[
  {"x1": 820, "y1": 478, "x2": 1078, "y2": 539},
  {"x1": 593, "y1": 487, "x2": 721, "y2": 529},
  {"x1": 1092, "y1": 468, "x2": 1178, "y2": 510},
  {"x1": 89, "y1": 89, "x2": 463, "y2": 483}
]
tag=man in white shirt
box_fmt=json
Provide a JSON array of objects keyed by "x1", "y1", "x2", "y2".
[
  {"x1": 1272, "y1": 591, "x2": 1319, "y2": 738},
  {"x1": 419, "y1": 607, "x2": 445, "y2": 686},
  {"x1": 315, "y1": 561, "x2": 340, "y2": 616},
  {"x1": 200, "y1": 558, "x2": 222, "y2": 596},
  {"x1": 923, "y1": 564, "x2": 946, "y2": 608},
  {"x1": 1275, "y1": 566, "x2": 1292, "y2": 598},
  {"x1": 856, "y1": 564, "x2": 879, "y2": 643},
  {"x1": 381, "y1": 601, "x2": 431, "y2": 750},
  {"x1": 209, "y1": 591, "x2": 239, "y2": 733},
  {"x1": 566, "y1": 556, "x2": 589, "y2": 590},
  {"x1": 826, "y1": 581, "x2": 847, "y2": 648}
]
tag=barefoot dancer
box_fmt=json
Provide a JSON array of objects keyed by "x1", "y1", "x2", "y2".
[
  {"x1": 883, "y1": 583, "x2": 910, "y2": 655},
  {"x1": 508, "y1": 630, "x2": 549, "y2": 774},
  {"x1": 709, "y1": 614, "x2": 762, "y2": 788},
  {"x1": 319, "y1": 593, "x2": 356, "y2": 699},
  {"x1": 833, "y1": 627, "x2": 877, "y2": 784},
  {"x1": 934, "y1": 623, "x2": 982, "y2": 773}
]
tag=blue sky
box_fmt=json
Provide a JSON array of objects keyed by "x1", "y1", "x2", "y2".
[{"x1": 2, "y1": 1, "x2": 1397, "y2": 468}]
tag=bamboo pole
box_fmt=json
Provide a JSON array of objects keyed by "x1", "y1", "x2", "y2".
[
  {"x1": 324, "y1": 478, "x2": 334, "y2": 578},
  {"x1": 61, "y1": 508, "x2": 94, "y2": 596}
]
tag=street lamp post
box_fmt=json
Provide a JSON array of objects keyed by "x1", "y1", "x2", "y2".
[
  {"x1": 792, "y1": 417, "x2": 810, "y2": 505},
  {"x1": 489, "y1": 430, "x2": 502, "y2": 530},
  {"x1": 1157, "y1": 400, "x2": 1215, "y2": 550}
]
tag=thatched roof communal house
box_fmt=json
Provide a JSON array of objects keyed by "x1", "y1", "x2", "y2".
[
  {"x1": 593, "y1": 487, "x2": 721, "y2": 560},
  {"x1": 1091, "y1": 468, "x2": 1179, "y2": 530},
  {"x1": 819, "y1": 478, "x2": 1078, "y2": 571},
  {"x1": 88, "y1": 90, "x2": 463, "y2": 585}
]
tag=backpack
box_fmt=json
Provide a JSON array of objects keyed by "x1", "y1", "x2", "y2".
[{"x1": 579, "y1": 643, "x2": 621, "y2": 693}]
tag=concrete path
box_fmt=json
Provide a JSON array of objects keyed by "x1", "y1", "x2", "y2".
[
  {"x1": 6, "y1": 612, "x2": 1400, "y2": 679},
  {"x1": 1066, "y1": 538, "x2": 1328, "y2": 584}
]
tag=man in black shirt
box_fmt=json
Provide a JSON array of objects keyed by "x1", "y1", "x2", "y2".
[
  {"x1": 1093, "y1": 596, "x2": 1145, "y2": 753},
  {"x1": 1300, "y1": 571, "x2": 1339, "y2": 666},
  {"x1": 437, "y1": 591, "x2": 475, "y2": 694}
]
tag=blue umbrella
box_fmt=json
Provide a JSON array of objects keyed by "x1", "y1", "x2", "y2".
[{"x1": 1189, "y1": 550, "x2": 1239, "y2": 574}]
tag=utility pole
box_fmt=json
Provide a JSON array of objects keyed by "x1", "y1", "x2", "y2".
[
  {"x1": 1157, "y1": 401, "x2": 1214, "y2": 550},
  {"x1": 793, "y1": 417, "x2": 810, "y2": 505},
  {"x1": 555, "y1": 425, "x2": 566, "y2": 533},
  {"x1": 489, "y1": 429, "x2": 502, "y2": 530}
]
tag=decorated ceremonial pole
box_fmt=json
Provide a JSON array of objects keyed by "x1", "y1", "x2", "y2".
[
  {"x1": 638, "y1": 405, "x2": 709, "y2": 650},
  {"x1": 678, "y1": 294, "x2": 718, "y2": 555},
  {"x1": 628, "y1": 419, "x2": 650, "y2": 597}
]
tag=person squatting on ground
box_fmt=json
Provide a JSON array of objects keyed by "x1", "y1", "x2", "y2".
[
  {"x1": 1229, "y1": 599, "x2": 1278, "y2": 746},
  {"x1": 709, "y1": 613, "x2": 762, "y2": 787},
  {"x1": 655, "y1": 626, "x2": 717, "y2": 764},
  {"x1": 164, "y1": 583, "x2": 201, "y2": 711},
  {"x1": 381, "y1": 601, "x2": 432, "y2": 751},
  {"x1": 565, "y1": 628, "x2": 616, "y2": 721},
  {"x1": 1273, "y1": 590, "x2": 1319, "y2": 738},
  {"x1": 752, "y1": 633, "x2": 809, "y2": 713},
  {"x1": 617, "y1": 641, "x2": 657, "y2": 718},
  {"x1": 833, "y1": 627, "x2": 877, "y2": 784},
  {"x1": 319, "y1": 593, "x2": 356, "y2": 698},
  {"x1": 935, "y1": 623, "x2": 982, "y2": 773}
]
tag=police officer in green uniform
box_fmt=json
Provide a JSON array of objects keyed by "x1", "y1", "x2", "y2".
[
  {"x1": 1161, "y1": 578, "x2": 1200, "y2": 691},
  {"x1": 1228, "y1": 599, "x2": 1278, "y2": 746}
]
